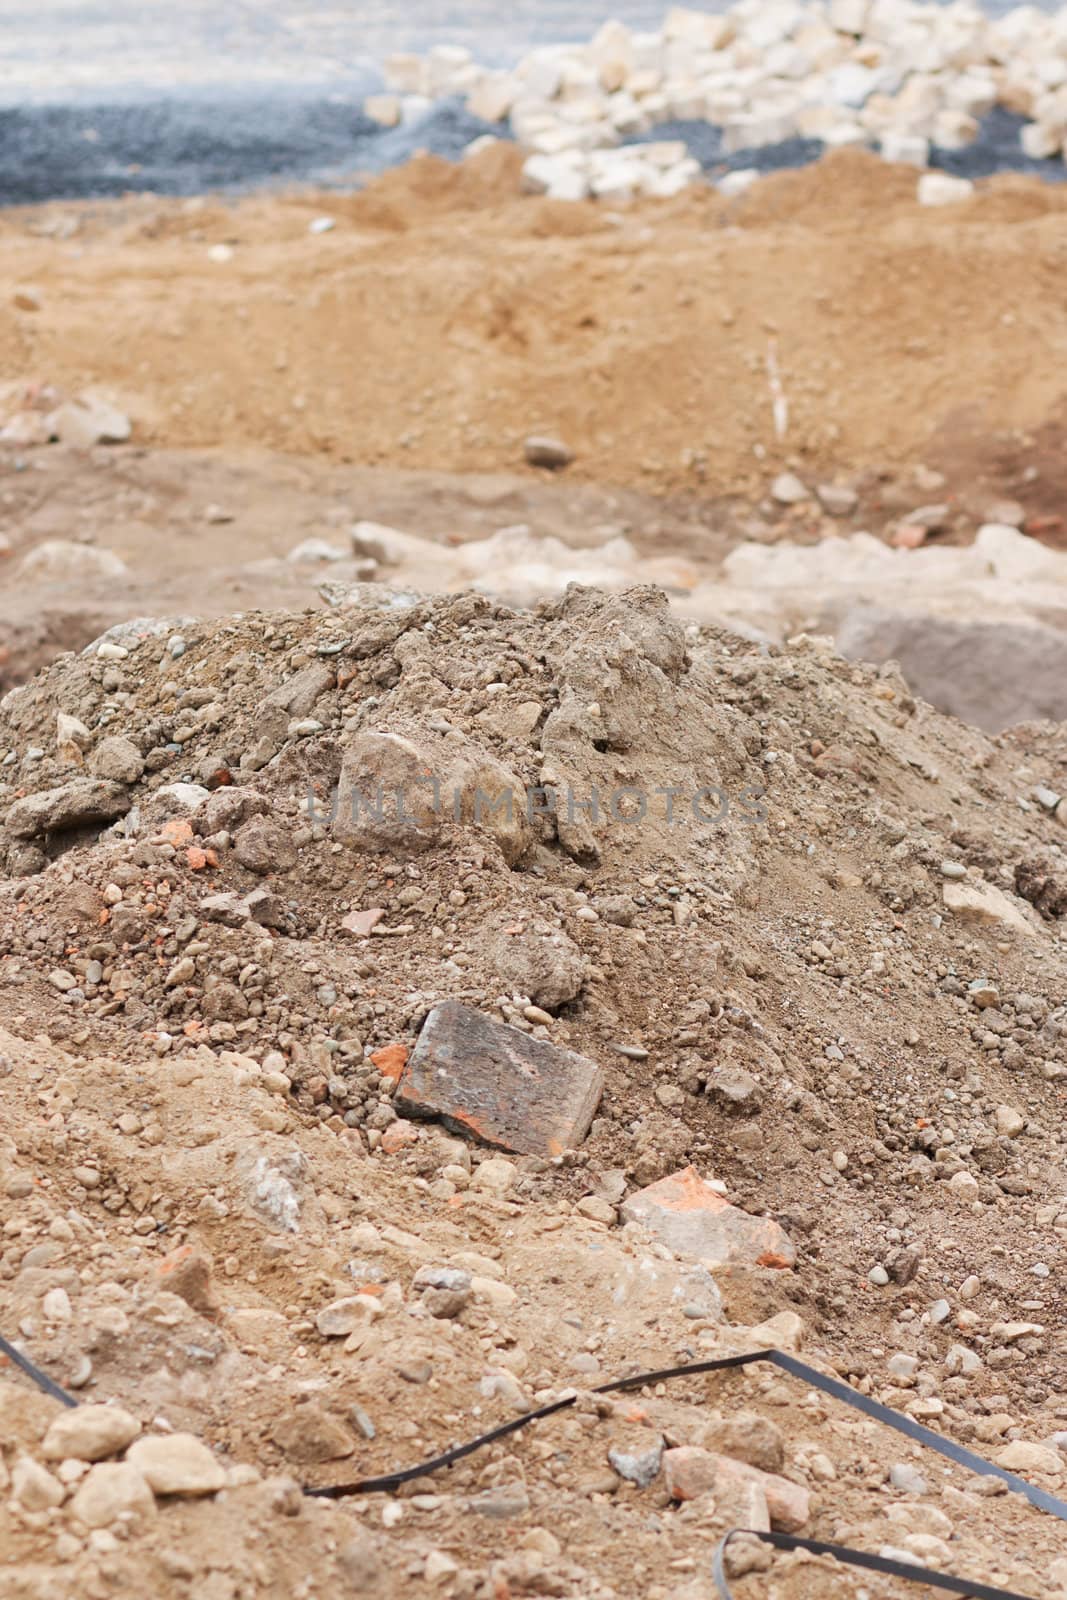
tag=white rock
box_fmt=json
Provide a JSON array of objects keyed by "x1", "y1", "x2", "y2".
[
  {"x1": 12, "y1": 1456, "x2": 65, "y2": 1510},
  {"x1": 718, "y1": 168, "x2": 760, "y2": 197},
  {"x1": 467, "y1": 73, "x2": 517, "y2": 123},
  {"x1": 917, "y1": 172, "x2": 975, "y2": 206},
  {"x1": 42, "y1": 1405, "x2": 140, "y2": 1463},
  {"x1": 70, "y1": 1462, "x2": 155, "y2": 1527},
  {"x1": 880, "y1": 131, "x2": 930, "y2": 166},
  {"x1": 17, "y1": 541, "x2": 128, "y2": 582},
  {"x1": 316, "y1": 1295, "x2": 382, "y2": 1337},
  {"x1": 470, "y1": 1157, "x2": 518, "y2": 1194},
  {"x1": 1021, "y1": 120, "x2": 1062, "y2": 158},
  {"x1": 287, "y1": 539, "x2": 347, "y2": 564},
  {"x1": 772, "y1": 472, "x2": 809, "y2": 505},
  {"x1": 126, "y1": 1433, "x2": 227, "y2": 1496},
  {"x1": 521, "y1": 154, "x2": 590, "y2": 201},
  {"x1": 47, "y1": 397, "x2": 131, "y2": 448},
  {"x1": 829, "y1": 0, "x2": 870, "y2": 33}
]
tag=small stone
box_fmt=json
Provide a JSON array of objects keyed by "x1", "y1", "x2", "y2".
[
  {"x1": 816, "y1": 484, "x2": 857, "y2": 516},
  {"x1": 995, "y1": 1105, "x2": 1026, "y2": 1138},
  {"x1": 943, "y1": 880, "x2": 1036, "y2": 938},
  {"x1": 316, "y1": 1295, "x2": 383, "y2": 1337},
  {"x1": 889, "y1": 1463, "x2": 928, "y2": 1494},
  {"x1": 12, "y1": 1456, "x2": 65, "y2": 1510},
  {"x1": 42, "y1": 1405, "x2": 140, "y2": 1463},
  {"x1": 523, "y1": 435, "x2": 573, "y2": 470},
  {"x1": 608, "y1": 1435, "x2": 664, "y2": 1488},
  {"x1": 126, "y1": 1434, "x2": 227, "y2": 1496},
  {"x1": 662, "y1": 1448, "x2": 808, "y2": 1530},
  {"x1": 271, "y1": 1405, "x2": 355, "y2": 1463},
  {"x1": 575, "y1": 1195, "x2": 616, "y2": 1224},
  {"x1": 89, "y1": 736, "x2": 144, "y2": 785},
  {"x1": 868, "y1": 1265, "x2": 890, "y2": 1286},
  {"x1": 940, "y1": 860, "x2": 967, "y2": 879},
  {"x1": 6, "y1": 778, "x2": 131, "y2": 838},
  {"x1": 150, "y1": 1244, "x2": 219, "y2": 1316},
  {"x1": 70, "y1": 1462, "x2": 155, "y2": 1527},
  {"x1": 929, "y1": 1299, "x2": 951, "y2": 1325},
  {"x1": 424, "y1": 1550, "x2": 460, "y2": 1583},
  {"x1": 470, "y1": 1156, "x2": 518, "y2": 1194},
  {"x1": 771, "y1": 472, "x2": 808, "y2": 504},
  {"x1": 917, "y1": 172, "x2": 974, "y2": 206},
  {"x1": 968, "y1": 979, "x2": 1000, "y2": 1009},
  {"x1": 996, "y1": 1440, "x2": 1062, "y2": 1476},
  {"x1": 47, "y1": 397, "x2": 131, "y2": 448}
]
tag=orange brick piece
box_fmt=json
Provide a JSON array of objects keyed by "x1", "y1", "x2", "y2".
[
  {"x1": 621, "y1": 1166, "x2": 796, "y2": 1270},
  {"x1": 662, "y1": 1447, "x2": 809, "y2": 1531},
  {"x1": 395, "y1": 1001, "x2": 604, "y2": 1157}
]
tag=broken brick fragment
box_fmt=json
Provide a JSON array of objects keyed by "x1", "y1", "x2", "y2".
[
  {"x1": 620, "y1": 1166, "x2": 796, "y2": 1270},
  {"x1": 395, "y1": 1001, "x2": 604, "y2": 1157}
]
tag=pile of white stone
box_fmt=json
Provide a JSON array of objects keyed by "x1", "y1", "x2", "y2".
[{"x1": 365, "y1": 1, "x2": 1067, "y2": 201}]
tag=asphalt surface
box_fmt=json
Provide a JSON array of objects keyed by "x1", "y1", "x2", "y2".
[{"x1": 0, "y1": 0, "x2": 1063, "y2": 205}]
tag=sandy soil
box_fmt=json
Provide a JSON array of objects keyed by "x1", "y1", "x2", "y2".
[{"x1": 3, "y1": 149, "x2": 1067, "y2": 1600}]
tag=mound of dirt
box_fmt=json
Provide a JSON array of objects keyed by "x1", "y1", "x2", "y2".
[
  {"x1": 1, "y1": 584, "x2": 1067, "y2": 1598},
  {"x1": 5, "y1": 148, "x2": 1067, "y2": 495}
]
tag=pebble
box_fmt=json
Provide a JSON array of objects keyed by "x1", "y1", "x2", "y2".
[
  {"x1": 868, "y1": 1264, "x2": 890, "y2": 1286},
  {"x1": 42, "y1": 1405, "x2": 140, "y2": 1463},
  {"x1": 771, "y1": 471, "x2": 808, "y2": 505},
  {"x1": 608, "y1": 1435, "x2": 664, "y2": 1489},
  {"x1": 994, "y1": 1105, "x2": 1025, "y2": 1137},
  {"x1": 917, "y1": 173, "x2": 974, "y2": 206},
  {"x1": 523, "y1": 435, "x2": 573, "y2": 470},
  {"x1": 889, "y1": 1463, "x2": 928, "y2": 1494},
  {"x1": 12, "y1": 1456, "x2": 65, "y2": 1511},
  {"x1": 70, "y1": 1462, "x2": 156, "y2": 1527},
  {"x1": 126, "y1": 1434, "x2": 227, "y2": 1496}
]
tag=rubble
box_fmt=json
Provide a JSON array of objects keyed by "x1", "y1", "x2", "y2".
[
  {"x1": 379, "y1": 0, "x2": 1067, "y2": 186},
  {"x1": 0, "y1": 582, "x2": 1066, "y2": 1599}
]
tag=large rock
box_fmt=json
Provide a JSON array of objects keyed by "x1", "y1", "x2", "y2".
[
  {"x1": 41, "y1": 1404, "x2": 140, "y2": 1462},
  {"x1": 942, "y1": 880, "x2": 1039, "y2": 939},
  {"x1": 5, "y1": 778, "x2": 131, "y2": 838},
  {"x1": 16, "y1": 540, "x2": 127, "y2": 583},
  {"x1": 47, "y1": 397, "x2": 131, "y2": 447},
  {"x1": 662, "y1": 1447, "x2": 809, "y2": 1530},
  {"x1": 334, "y1": 728, "x2": 532, "y2": 864},
  {"x1": 621, "y1": 1166, "x2": 796, "y2": 1270},
  {"x1": 69, "y1": 1462, "x2": 155, "y2": 1527},
  {"x1": 396, "y1": 1001, "x2": 605, "y2": 1156},
  {"x1": 834, "y1": 608, "x2": 1067, "y2": 732},
  {"x1": 126, "y1": 1433, "x2": 226, "y2": 1496}
]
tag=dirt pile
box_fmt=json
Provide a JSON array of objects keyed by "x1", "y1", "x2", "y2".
[
  {"x1": 4, "y1": 148, "x2": 1067, "y2": 495},
  {"x1": 1, "y1": 584, "x2": 1067, "y2": 1597}
]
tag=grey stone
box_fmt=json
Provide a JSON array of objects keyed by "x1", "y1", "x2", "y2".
[
  {"x1": 6, "y1": 778, "x2": 131, "y2": 838},
  {"x1": 396, "y1": 1001, "x2": 604, "y2": 1157}
]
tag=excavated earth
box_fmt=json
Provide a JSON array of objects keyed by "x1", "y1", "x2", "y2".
[
  {"x1": 4, "y1": 142, "x2": 1067, "y2": 1600},
  {"x1": 1, "y1": 581, "x2": 1067, "y2": 1599}
]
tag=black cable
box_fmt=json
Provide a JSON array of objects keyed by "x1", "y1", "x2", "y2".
[
  {"x1": 306, "y1": 1347, "x2": 1067, "y2": 1522},
  {"x1": 711, "y1": 1529, "x2": 1042, "y2": 1600},
  {"x1": 0, "y1": 1331, "x2": 78, "y2": 1409}
]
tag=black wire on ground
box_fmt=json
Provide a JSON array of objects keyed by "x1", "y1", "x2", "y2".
[
  {"x1": 0, "y1": 1331, "x2": 79, "y2": 1408},
  {"x1": 5, "y1": 1329, "x2": 1061, "y2": 1600}
]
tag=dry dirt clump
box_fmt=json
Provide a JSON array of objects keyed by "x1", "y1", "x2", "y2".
[
  {"x1": 1, "y1": 584, "x2": 1067, "y2": 1599},
  {"x1": 8, "y1": 148, "x2": 1067, "y2": 495}
]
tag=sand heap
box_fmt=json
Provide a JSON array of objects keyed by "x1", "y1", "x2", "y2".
[{"x1": 1, "y1": 585, "x2": 1067, "y2": 1598}]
